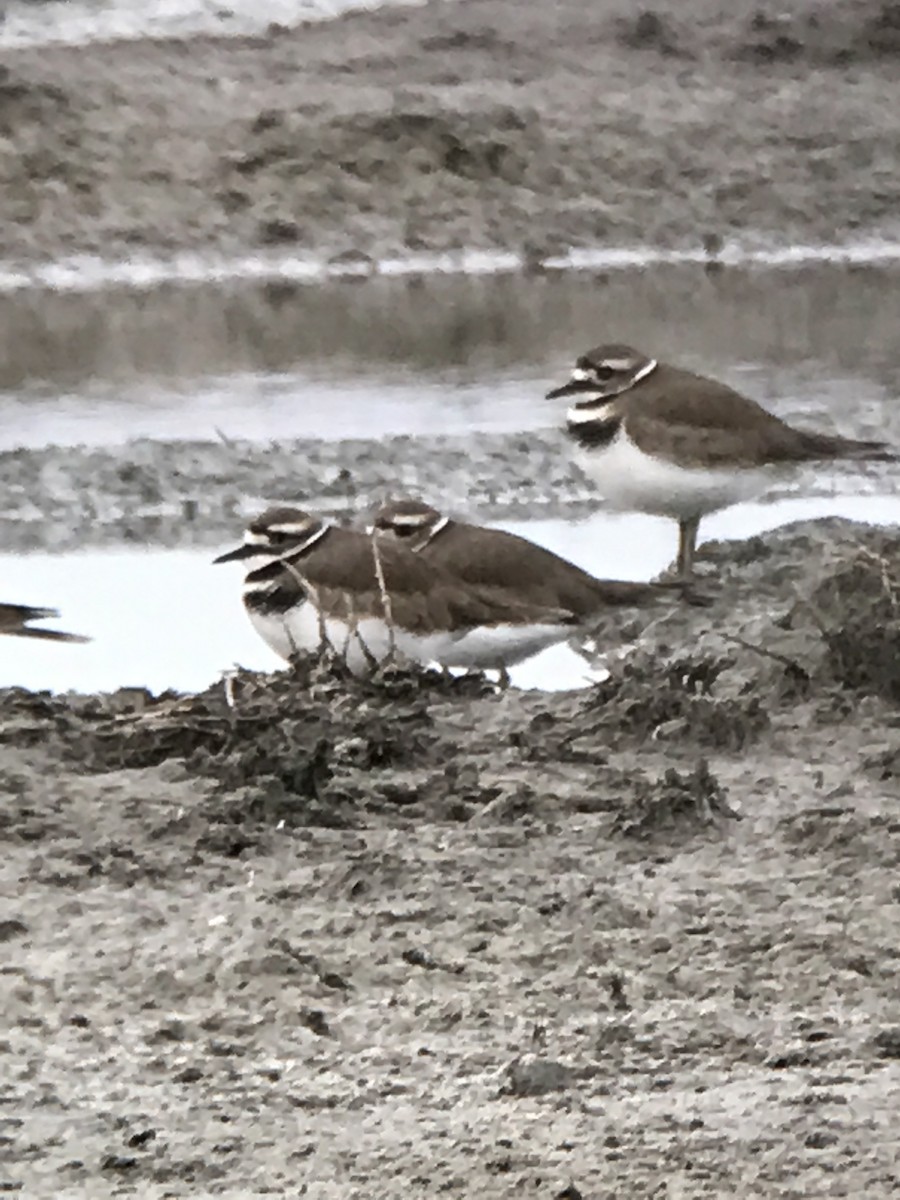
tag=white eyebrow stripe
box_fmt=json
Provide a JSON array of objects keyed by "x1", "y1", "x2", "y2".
[
  {"x1": 566, "y1": 401, "x2": 618, "y2": 424},
  {"x1": 388, "y1": 514, "x2": 431, "y2": 527},
  {"x1": 267, "y1": 522, "x2": 317, "y2": 536},
  {"x1": 631, "y1": 358, "x2": 657, "y2": 383}
]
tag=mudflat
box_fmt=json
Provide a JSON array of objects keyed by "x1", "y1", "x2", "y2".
[
  {"x1": 3, "y1": 518, "x2": 900, "y2": 1197},
  {"x1": 4, "y1": 1, "x2": 900, "y2": 1195},
  {"x1": 1, "y1": 0, "x2": 900, "y2": 265}
]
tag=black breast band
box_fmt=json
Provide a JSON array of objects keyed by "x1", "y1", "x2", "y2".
[
  {"x1": 565, "y1": 415, "x2": 622, "y2": 450},
  {"x1": 245, "y1": 582, "x2": 306, "y2": 615}
]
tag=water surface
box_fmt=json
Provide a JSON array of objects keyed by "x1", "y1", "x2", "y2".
[
  {"x1": 0, "y1": 0, "x2": 420, "y2": 48},
  {"x1": 4, "y1": 495, "x2": 899, "y2": 695},
  {"x1": 2, "y1": 260, "x2": 900, "y2": 693},
  {"x1": 2, "y1": 263, "x2": 899, "y2": 452}
]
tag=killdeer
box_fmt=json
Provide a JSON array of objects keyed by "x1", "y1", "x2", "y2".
[
  {"x1": 0, "y1": 603, "x2": 89, "y2": 643},
  {"x1": 373, "y1": 498, "x2": 681, "y2": 619},
  {"x1": 213, "y1": 506, "x2": 581, "y2": 678},
  {"x1": 547, "y1": 343, "x2": 896, "y2": 578}
]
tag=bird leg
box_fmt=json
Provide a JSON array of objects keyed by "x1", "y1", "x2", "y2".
[{"x1": 676, "y1": 516, "x2": 701, "y2": 580}]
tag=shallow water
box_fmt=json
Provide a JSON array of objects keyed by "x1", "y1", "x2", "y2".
[
  {"x1": 3, "y1": 260, "x2": 900, "y2": 693},
  {"x1": 3, "y1": 239, "x2": 900, "y2": 298},
  {"x1": 4, "y1": 495, "x2": 900, "y2": 695},
  {"x1": 0, "y1": 0, "x2": 419, "y2": 49},
  {"x1": 1, "y1": 262, "x2": 899, "y2": 450}
]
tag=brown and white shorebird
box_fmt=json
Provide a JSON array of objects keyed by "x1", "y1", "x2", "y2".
[
  {"x1": 372, "y1": 498, "x2": 681, "y2": 620},
  {"x1": 0, "y1": 603, "x2": 90, "y2": 643},
  {"x1": 213, "y1": 506, "x2": 582, "y2": 678},
  {"x1": 546, "y1": 343, "x2": 896, "y2": 578}
]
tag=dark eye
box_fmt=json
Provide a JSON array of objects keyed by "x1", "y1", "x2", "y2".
[
  {"x1": 595, "y1": 365, "x2": 614, "y2": 381},
  {"x1": 269, "y1": 531, "x2": 290, "y2": 545},
  {"x1": 393, "y1": 525, "x2": 415, "y2": 538}
]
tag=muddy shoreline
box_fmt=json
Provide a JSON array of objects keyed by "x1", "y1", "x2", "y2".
[
  {"x1": 0, "y1": 428, "x2": 595, "y2": 554},
  {"x1": 4, "y1": 428, "x2": 899, "y2": 555},
  {"x1": 2, "y1": 0, "x2": 900, "y2": 266},
  {"x1": 3, "y1": 518, "x2": 900, "y2": 1196}
]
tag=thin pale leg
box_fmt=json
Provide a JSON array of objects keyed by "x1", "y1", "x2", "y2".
[{"x1": 677, "y1": 516, "x2": 701, "y2": 580}]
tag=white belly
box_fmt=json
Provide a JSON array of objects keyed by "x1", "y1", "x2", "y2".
[
  {"x1": 576, "y1": 430, "x2": 768, "y2": 520},
  {"x1": 251, "y1": 600, "x2": 445, "y2": 675},
  {"x1": 283, "y1": 600, "x2": 328, "y2": 657},
  {"x1": 248, "y1": 606, "x2": 303, "y2": 661},
  {"x1": 255, "y1": 603, "x2": 568, "y2": 675},
  {"x1": 427, "y1": 622, "x2": 572, "y2": 669},
  {"x1": 324, "y1": 615, "x2": 395, "y2": 675},
  {"x1": 249, "y1": 600, "x2": 329, "y2": 663}
]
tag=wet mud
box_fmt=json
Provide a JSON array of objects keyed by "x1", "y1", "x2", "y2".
[
  {"x1": 5, "y1": 424, "x2": 900, "y2": 556},
  {"x1": 0, "y1": 428, "x2": 604, "y2": 555},
  {"x1": 4, "y1": 1, "x2": 900, "y2": 1192},
  {"x1": 2, "y1": 0, "x2": 900, "y2": 266},
  {"x1": 3, "y1": 517, "x2": 900, "y2": 1196}
]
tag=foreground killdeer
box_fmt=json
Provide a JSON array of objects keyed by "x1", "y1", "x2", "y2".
[
  {"x1": 213, "y1": 506, "x2": 581, "y2": 678},
  {"x1": 373, "y1": 498, "x2": 682, "y2": 618},
  {"x1": 0, "y1": 603, "x2": 90, "y2": 643},
  {"x1": 547, "y1": 343, "x2": 896, "y2": 578}
]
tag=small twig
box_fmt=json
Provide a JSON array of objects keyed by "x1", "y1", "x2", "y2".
[
  {"x1": 222, "y1": 670, "x2": 238, "y2": 710},
  {"x1": 793, "y1": 595, "x2": 831, "y2": 638},
  {"x1": 721, "y1": 632, "x2": 808, "y2": 674},
  {"x1": 279, "y1": 557, "x2": 328, "y2": 652},
  {"x1": 286, "y1": 619, "x2": 300, "y2": 659},
  {"x1": 370, "y1": 530, "x2": 397, "y2": 660},
  {"x1": 856, "y1": 546, "x2": 899, "y2": 611},
  {"x1": 339, "y1": 593, "x2": 355, "y2": 661},
  {"x1": 315, "y1": 603, "x2": 328, "y2": 656},
  {"x1": 344, "y1": 592, "x2": 380, "y2": 672}
]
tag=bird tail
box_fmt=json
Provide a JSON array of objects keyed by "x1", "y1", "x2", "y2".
[
  {"x1": 798, "y1": 431, "x2": 897, "y2": 463},
  {"x1": 7, "y1": 627, "x2": 92, "y2": 643},
  {"x1": 15, "y1": 604, "x2": 60, "y2": 622},
  {"x1": 842, "y1": 439, "x2": 897, "y2": 463},
  {"x1": 0, "y1": 604, "x2": 91, "y2": 642},
  {"x1": 588, "y1": 579, "x2": 693, "y2": 608}
]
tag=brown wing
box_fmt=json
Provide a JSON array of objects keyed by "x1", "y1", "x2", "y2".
[
  {"x1": 425, "y1": 523, "x2": 594, "y2": 587},
  {"x1": 317, "y1": 572, "x2": 576, "y2": 637},
  {"x1": 624, "y1": 364, "x2": 894, "y2": 468},
  {"x1": 293, "y1": 529, "x2": 574, "y2": 634},
  {"x1": 425, "y1": 523, "x2": 680, "y2": 616},
  {"x1": 282, "y1": 529, "x2": 443, "y2": 631}
]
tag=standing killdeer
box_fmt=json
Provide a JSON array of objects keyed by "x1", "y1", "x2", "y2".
[
  {"x1": 546, "y1": 343, "x2": 896, "y2": 578},
  {"x1": 373, "y1": 498, "x2": 682, "y2": 618},
  {"x1": 213, "y1": 506, "x2": 581, "y2": 678},
  {"x1": 0, "y1": 603, "x2": 89, "y2": 643}
]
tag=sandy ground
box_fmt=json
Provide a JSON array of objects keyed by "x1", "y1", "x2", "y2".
[
  {"x1": 1, "y1": 0, "x2": 900, "y2": 265},
  {"x1": 3, "y1": 517, "x2": 900, "y2": 1197}
]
